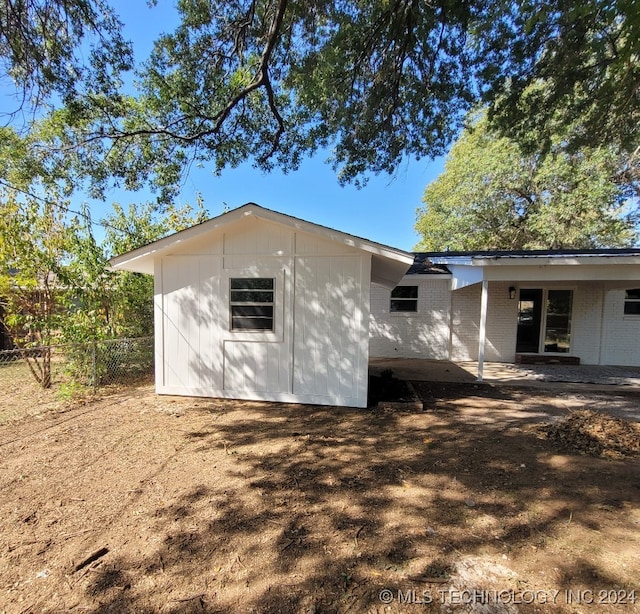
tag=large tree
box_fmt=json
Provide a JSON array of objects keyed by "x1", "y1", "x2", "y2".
[
  {"x1": 23, "y1": 0, "x2": 637, "y2": 198},
  {"x1": 415, "y1": 114, "x2": 640, "y2": 251}
]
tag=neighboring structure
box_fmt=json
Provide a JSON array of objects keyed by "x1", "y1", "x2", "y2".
[
  {"x1": 110, "y1": 204, "x2": 413, "y2": 407},
  {"x1": 370, "y1": 249, "x2": 640, "y2": 378}
]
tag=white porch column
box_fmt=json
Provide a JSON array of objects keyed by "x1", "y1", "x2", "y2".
[{"x1": 477, "y1": 279, "x2": 489, "y2": 381}]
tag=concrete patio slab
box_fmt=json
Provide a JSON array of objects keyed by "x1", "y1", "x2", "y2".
[{"x1": 370, "y1": 357, "x2": 640, "y2": 390}]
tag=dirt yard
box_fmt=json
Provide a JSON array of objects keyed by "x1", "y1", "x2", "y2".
[{"x1": 1, "y1": 381, "x2": 639, "y2": 613}]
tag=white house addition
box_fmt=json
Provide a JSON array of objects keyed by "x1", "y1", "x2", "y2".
[
  {"x1": 111, "y1": 206, "x2": 640, "y2": 405},
  {"x1": 110, "y1": 204, "x2": 413, "y2": 408},
  {"x1": 370, "y1": 249, "x2": 640, "y2": 379}
]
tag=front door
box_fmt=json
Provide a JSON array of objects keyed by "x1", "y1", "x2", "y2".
[
  {"x1": 516, "y1": 288, "x2": 574, "y2": 354},
  {"x1": 516, "y1": 289, "x2": 543, "y2": 353}
]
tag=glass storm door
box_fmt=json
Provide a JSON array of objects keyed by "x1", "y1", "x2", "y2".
[{"x1": 543, "y1": 289, "x2": 573, "y2": 353}]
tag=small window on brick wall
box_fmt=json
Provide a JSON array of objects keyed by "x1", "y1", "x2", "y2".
[
  {"x1": 624, "y1": 288, "x2": 640, "y2": 315},
  {"x1": 390, "y1": 286, "x2": 418, "y2": 312},
  {"x1": 230, "y1": 278, "x2": 274, "y2": 330}
]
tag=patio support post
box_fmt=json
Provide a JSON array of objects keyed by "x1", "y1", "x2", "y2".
[{"x1": 478, "y1": 279, "x2": 488, "y2": 381}]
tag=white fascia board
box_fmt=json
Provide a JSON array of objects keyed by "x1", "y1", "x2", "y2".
[
  {"x1": 430, "y1": 256, "x2": 475, "y2": 266},
  {"x1": 108, "y1": 206, "x2": 256, "y2": 273},
  {"x1": 449, "y1": 264, "x2": 485, "y2": 290},
  {"x1": 484, "y1": 263, "x2": 640, "y2": 282},
  {"x1": 470, "y1": 255, "x2": 640, "y2": 267},
  {"x1": 109, "y1": 203, "x2": 414, "y2": 277}
]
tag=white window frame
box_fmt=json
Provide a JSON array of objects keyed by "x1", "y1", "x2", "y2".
[
  {"x1": 229, "y1": 278, "x2": 275, "y2": 332},
  {"x1": 222, "y1": 268, "x2": 285, "y2": 342}
]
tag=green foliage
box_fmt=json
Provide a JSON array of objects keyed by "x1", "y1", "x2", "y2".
[
  {"x1": 481, "y1": 0, "x2": 640, "y2": 155},
  {"x1": 0, "y1": 125, "x2": 205, "y2": 386},
  {"x1": 0, "y1": 171, "x2": 73, "y2": 387},
  {"x1": 0, "y1": 0, "x2": 133, "y2": 117},
  {"x1": 46, "y1": 0, "x2": 638, "y2": 196},
  {"x1": 57, "y1": 379, "x2": 88, "y2": 401},
  {"x1": 97, "y1": 200, "x2": 207, "y2": 340},
  {"x1": 63, "y1": 337, "x2": 154, "y2": 389},
  {"x1": 415, "y1": 113, "x2": 640, "y2": 251},
  {"x1": 2, "y1": 1, "x2": 638, "y2": 194}
]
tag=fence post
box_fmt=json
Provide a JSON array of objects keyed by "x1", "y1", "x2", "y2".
[{"x1": 92, "y1": 341, "x2": 97, "y2": 391}]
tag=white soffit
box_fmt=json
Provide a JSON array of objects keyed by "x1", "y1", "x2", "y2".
[{"x1": 433, "y1": 253, "x2": 640, "y2": 289}]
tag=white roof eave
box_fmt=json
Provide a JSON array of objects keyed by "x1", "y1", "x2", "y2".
[{"x1": 109, "y1": 204, "x2": 414, "y2": 285}]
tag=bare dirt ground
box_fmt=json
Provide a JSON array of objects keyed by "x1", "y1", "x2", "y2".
[{"x1": 1, "y1": 381, "x2": 639, "y2": 614}]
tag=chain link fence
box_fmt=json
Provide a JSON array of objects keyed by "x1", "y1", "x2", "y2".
[{"x1": 0, "y1": 336, "x2": 154, "y2": 392}]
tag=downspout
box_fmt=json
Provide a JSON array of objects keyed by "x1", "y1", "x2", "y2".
[{"x1": 478, "y1": 279, "x2": 489, "y2": 381}]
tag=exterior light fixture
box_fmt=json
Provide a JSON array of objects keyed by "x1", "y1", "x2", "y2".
[{"x1": 509, "y1": 286, "x2": 517, "y2": 300}]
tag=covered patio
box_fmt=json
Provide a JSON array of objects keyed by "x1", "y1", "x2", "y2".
[
  {"x1": 370, "y1": 357, "x2": 640, "y2": 388},
  {"x1": 430, "y1": 250, "x2": 640, "y2": 380},
  {"x1": 370, "y1": 250, "x2": 640, "y2": 383}
]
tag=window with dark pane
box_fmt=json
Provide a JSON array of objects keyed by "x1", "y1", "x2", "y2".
[
  {"x1": 390, "y1": 285, "x2": 418, "y2": 312},
  {"x1": 624, "y1": 288, "x2": 640, "y2": 315},
  {"x1": 230, "y1": 278, "x2": 274, "y2": 331}
]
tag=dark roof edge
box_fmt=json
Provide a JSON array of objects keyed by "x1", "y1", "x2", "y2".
[{"x1": 414, "y1": 248, "x2": 640, "y2": 258}]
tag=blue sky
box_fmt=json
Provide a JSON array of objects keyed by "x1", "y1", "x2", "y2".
[
  {"x1": 162, "y1": 156, "x2": 445, "y2": 251},
  {"x1": 85, "y1": 0, "x2": 446, "y2": 252}
]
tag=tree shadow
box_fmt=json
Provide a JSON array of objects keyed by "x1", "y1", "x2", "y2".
[{"x1": 77, "y1": 389, "x2": 640, "y2": 613}]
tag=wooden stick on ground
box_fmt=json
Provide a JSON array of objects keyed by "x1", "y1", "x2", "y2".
[{"x1": 74, "y1": 547, "x2": 109, "y2": 572}]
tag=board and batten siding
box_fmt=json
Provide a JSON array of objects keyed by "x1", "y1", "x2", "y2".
[
  {"x1": 293, "y1": 255, "x2": 371, "y2": 405},
  {"x1": 153, "y1": 217, "x2": 372, "y2": 407}
]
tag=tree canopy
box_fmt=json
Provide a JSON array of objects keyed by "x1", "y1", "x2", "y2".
[
  {"x1": 415, "y1": 114, "x2": 640, "y2": 251},
  {"x1": 3, "y1": 0, "x2": 637, "y2": 194},
  {"x1": 0, "y1": 0, "x2": 133, "y2": 119}
]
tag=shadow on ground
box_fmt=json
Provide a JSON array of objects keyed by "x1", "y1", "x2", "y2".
[{"x1": 64, "y1": 386, "x2": 640, "y2": 613}]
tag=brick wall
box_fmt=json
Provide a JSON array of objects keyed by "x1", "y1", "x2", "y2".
[
  {"x1": 601, "y1": 285, "x2": 640, "y2": 366},
  {"x1": 450, "y1": 282, "x2": 518, "y2": 361},
  {"x1": 369, "y1": 277, "x2": 451, "y2": 359},
  {"x1": 370, "y1": 277, "x2": 640, "y2": 366},
  {"x1": 570, "y1": 282, "x2": 603, "y2": 365}
]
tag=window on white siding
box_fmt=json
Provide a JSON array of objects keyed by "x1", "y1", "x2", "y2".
[
  {"x1": 624, "y1": 289, "x2": 640, "y2": 315},
  {"x1": 390, "y1": 286, "x2": 418, "y2": 312},
  {"x1": 230, "y1": 278, "x2": 274, "y2": 331}
]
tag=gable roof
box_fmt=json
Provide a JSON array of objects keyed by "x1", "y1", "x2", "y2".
[{"x1": 109, "y1": 203, "x2": 414, "y2": 288}]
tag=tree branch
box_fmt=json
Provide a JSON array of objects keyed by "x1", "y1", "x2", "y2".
[{"x1": 83, "y1": 0, "x2": 289, "y2": 153}]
